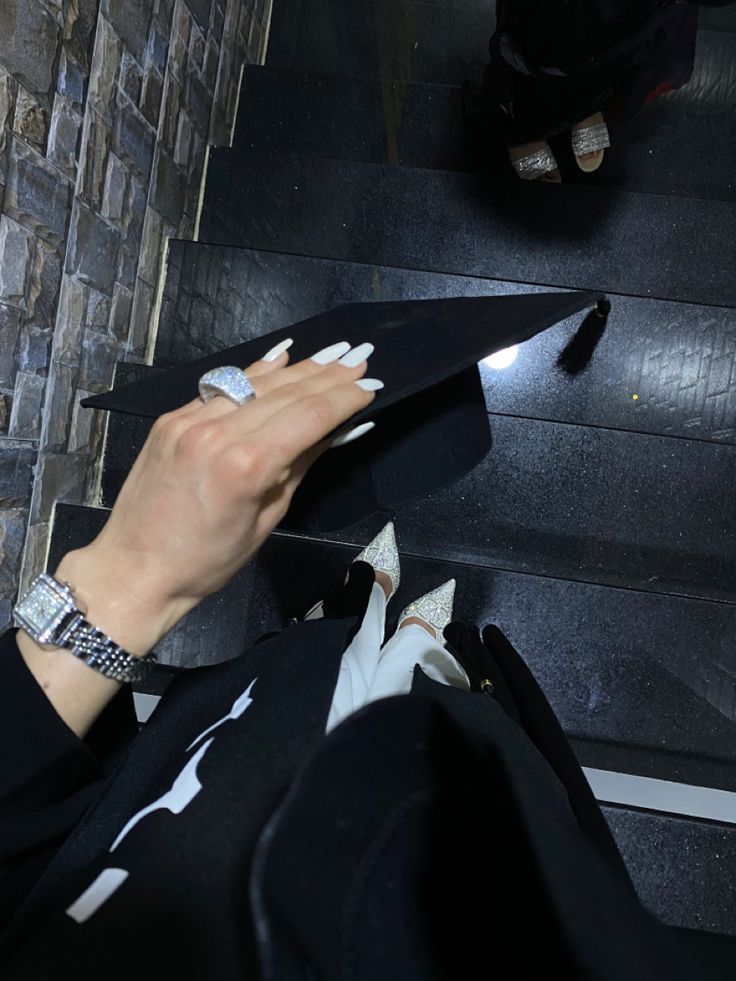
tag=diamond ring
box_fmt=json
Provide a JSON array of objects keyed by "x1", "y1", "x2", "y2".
[{"x1": 198, "y1": 366, "x2": 256, "y2": 406}]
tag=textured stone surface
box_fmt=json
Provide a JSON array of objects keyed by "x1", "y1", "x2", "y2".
[
  {"x1": 4, "y1": 137, "x2": 72, "y2": 247},
  {"x1": 109, "y1": 282, "x2": 133, "y2": 340},
  {"x1": 0, "y1": 304, "x2": 23, "y2": 389},
  {"x1": 68, "y1": 388, "x2": 96, "y2": 453},
  {"x1": 120, "y1": 51, "x2": 143, "y2": 105},
  {"x1": 112, "y1": 93, "x2": 155, "y2": 180},
  {"x1": 102, "y1": 0, "x2": 151, "y2": 61},
  {"x1": 140, "y1": 67, "x2": 164, "y2": 125},
  {"x1": 86, "y1": 288, "x2": 111, "y2": 328},
  {"x1": 101, "y1": 150, "x2": 127, "y2": 223},
  {"x1": 27, "y1": 237, "x2": 62, "y2": 329},
  {"x1": 0, "y1": 216, "x2": 34, "y2": 307},
  {"x1": 55, "y1": 273, "x2": 88, "y2": 365},
  {"x1": 127, "y1": 277, "x2": 155, "y2": 356},
  {"x1": 0, "y1": 0, "x2": 60, "y2": 96},
  {"x1": 13, "y1": 87, "x2": 49, "y2": 151},
  {"x1": 63, "y1": 0, "x2": 100, "y2": 73},
  {"x1": 8, "y1": 371, "x2": 46, "y2": 439},
  {"x1": 66, "y1": 202, "x2": 120, "y2": 294},
  {"x1": 30, "y1": 450, "x2": 87, "y2": 524},
  {"x1": 138, "y1": 207, "x2": 164, "y2": 285},
  {"x1": 41, "y1": 361, "x2": 79, "y2": 451},
  {"x1": 0, "y1": 508, "x2": 27, "y2": 594},
  {"x1": 79, "y1": 109, "x2": 112, "y2": 211},
  {"x1": 0, "y1": 396, "x2": 12, "y2": 435},
  {"x1": 89, "y1": 16, "x2": 122, "y2": 124},
  {"x1": 15, "y1": 519, "x2": 49, "y2": 606},
  {"x1": 150, "y1": 148, "x2": 184, "y2": 225},
  {"x1": 174, "y1": 109, "x2": 193, "y2": 168},
  {"x1": 17, "y1": 323, "x2": 52, "y2": 375},
  {"x1": 0, "y1": 441, "x2": 36, "y2": 508},
  {"x1": 46, "y1": 94, "x2": 83, "y2": 181},
  {"x1": 79, "y1": 327, "x2": 120, "y2": 391},
  {"x1": 160, "y1": 72, "x2": 183, "y2": 153},
  {"x1": 56, "y1": 50, "x2": 86, "y2": 109},
  {"x1": 184, "y1": 68, "x2": 211, "y2": 135}
]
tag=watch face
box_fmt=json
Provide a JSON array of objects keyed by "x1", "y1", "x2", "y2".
[{"x1": 14, "y1": 577, "x2": 69, "y2": 640}]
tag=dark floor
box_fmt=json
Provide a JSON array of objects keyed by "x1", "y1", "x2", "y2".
[{"x1": 60, "y1": 0, "x2": 736, "y2": 947}]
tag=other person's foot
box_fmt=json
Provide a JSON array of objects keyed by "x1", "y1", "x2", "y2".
[
  {"x1": 508, "y1": 141, "x2": 561, "y2": 183},
  {"x1": 398, "y1": 579, "x2": 456, "y2": 642},
  {"x1": 571, "y1": 112, "x2": 610, "y2": 173}
]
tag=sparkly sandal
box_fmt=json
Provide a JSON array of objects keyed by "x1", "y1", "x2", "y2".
[
  {"x1": 510, "y1": 142, "x2": 560, "y2": 182},
  {"x1": 572, "y1": 114, "x2": 611, "y2": 173}
]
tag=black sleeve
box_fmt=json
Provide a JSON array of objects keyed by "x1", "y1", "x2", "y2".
[{"x1": 0, "y1": 628, "x2": 138, "y2": 926}]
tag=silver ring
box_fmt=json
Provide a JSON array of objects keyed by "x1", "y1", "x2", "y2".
[{"x1": 198, "y1": 366, "x2": 256, "y2": 406}]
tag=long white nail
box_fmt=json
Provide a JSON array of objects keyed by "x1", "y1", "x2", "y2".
[
  {"x1": 262, "y1": 338, "x2": 294, "y2": 362},
  {"x1": 330, "y1": 421, "x2": 376, "y2": 448},
  {"x1": 339, "y1": 342, "x2": 374, "y2": 368},
  {"x1": 355, "y1": 378, "x2": 384, "y2": 391},
  {"x1": 311, "y1": 341, "x2": 351, "y2": 365}
]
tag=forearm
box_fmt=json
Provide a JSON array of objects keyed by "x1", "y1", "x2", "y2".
[{"x1": 16, "y1": 545, "x2": 179, "y2": 739}]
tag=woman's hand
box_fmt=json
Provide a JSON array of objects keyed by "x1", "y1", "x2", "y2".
[{"x1": 54, "y1": 340, "x2": 381, "y2": 659}]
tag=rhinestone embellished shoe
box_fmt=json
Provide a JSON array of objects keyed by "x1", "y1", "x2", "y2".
[
  {"x1": 509, "y1": 141, "x2": 561, "y2": 182},
  {"x1": 397, "y1": 579, "x2": 456, "y2": 644},
  {"x1": 572, "y1": 113, "x2": 610, "y2": 173},
  {"x1": 352, "y1": 521, "x2": 401, "y2": 601}
]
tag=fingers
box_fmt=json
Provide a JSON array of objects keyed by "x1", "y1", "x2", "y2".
[
  {"x1": 174, "y1": 340, "x2": 371, "y2": 423},
  {"x1": 172, "y1": 347, "x2": 291, "y2": 419},
  {"x1": 214, "y1": 355, "x2": 378, "y2": 444},
  {"x1": 242, "y1": 377, "x2": 379, "y2": 484}
]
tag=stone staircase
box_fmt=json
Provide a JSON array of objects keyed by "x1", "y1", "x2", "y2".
[{"x1": 47, "y1": 0, "x2": 736, "y2": 964}]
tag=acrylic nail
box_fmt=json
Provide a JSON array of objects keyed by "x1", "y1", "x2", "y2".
[
  {"x1": 329, "y1": 421, "x2": 376, "y2": 448},
  {"x1": 311, "y1": 341, "x2": 351, "y2": 365},
  {"x1": 355, "y1": 378, "x2": 384, "y2": 392},
  {"x1": 338, "y1": 342, "x2": 374, "y2": 368},
  {"x1": 262, "y1": 338, "x2": 294, "y2": 362}
]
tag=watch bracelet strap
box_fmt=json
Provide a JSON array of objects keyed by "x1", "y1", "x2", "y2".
[{"x1": 65, "y1": 616, "x2": 156, "y2": 684}]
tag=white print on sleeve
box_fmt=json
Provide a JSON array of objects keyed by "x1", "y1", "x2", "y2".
[
  {"x1": 109, "y1": 737, "x2": 214, "y2": 852},
  {"x1": 66, "y1": 869, "x2": 129, "y2": 924},
  {"x1": 65, "y1": 678, "x2": 259, "y2": 923},
  {"x1": 186, "y1": 678, "x2": 257, "y2": 752}
]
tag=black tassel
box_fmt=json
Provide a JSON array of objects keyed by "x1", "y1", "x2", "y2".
[{"x1": 556, "y1": 297, "x2": 611, "y2": 376}]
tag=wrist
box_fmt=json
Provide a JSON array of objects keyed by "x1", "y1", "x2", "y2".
[{"x1": 52, "y1": 545, "x2": 177, "y2": 658}]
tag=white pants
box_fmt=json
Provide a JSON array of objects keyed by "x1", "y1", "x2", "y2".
[{"x1": 326, "y1": 582, "x2": 470, "y2": 734}]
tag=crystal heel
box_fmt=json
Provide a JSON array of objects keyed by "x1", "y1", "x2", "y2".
[{"x1": 397, "y1": 579, "x2": 456, "y2": 644}]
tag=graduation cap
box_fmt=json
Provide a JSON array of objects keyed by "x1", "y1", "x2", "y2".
[{"x1": 83, "y1": 291, "x2": 607, "y2": 533}]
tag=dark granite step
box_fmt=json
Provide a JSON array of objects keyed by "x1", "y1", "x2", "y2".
[
  {"x1": 266, "y1": 0, "x2": 492, "y2": 87},
  {"x1": 605, "y1": 806, "x2": 736, "y2": 938},
  {"x1": 98, "y1": 359, "x2": 736, "y2": 606},
  {"x1": 48, "y1": 502, "x2": 736, "y2": 795},
  {"x1": 156, "y1": 243, "x2": 736, "y2": 450},
  {"x1": 199, "y1": 150, "x2": 736, "y2": 308},
  {"x1": 233, "y1": 66, "x2": 469, "y2": 170},
  {"x1": 700, "y1": 3, "x2": 736, "y2": 32},
  {"x1": 234, "y1": 34, "x2": 736, "y2": 204}
]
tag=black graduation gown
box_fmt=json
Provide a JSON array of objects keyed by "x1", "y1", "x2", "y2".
[{"x1": 0, "y1": 564, "x2": 719, "y2": 979}]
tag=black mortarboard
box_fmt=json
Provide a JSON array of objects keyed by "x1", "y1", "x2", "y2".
[{"x1": 83, "y1": 291, "x2": 606, "y2": 532}]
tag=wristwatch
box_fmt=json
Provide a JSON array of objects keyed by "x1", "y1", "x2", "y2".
[{"x1": 13, "y1": 573, "x2": 157, "y2": 684}]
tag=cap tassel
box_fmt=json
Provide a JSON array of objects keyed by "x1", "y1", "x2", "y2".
[{"x1": 556, "y1": 297, "x2": 611, "y2": 376}]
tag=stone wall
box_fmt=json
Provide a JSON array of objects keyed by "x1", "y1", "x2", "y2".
[{"x1": 0, "y1": 0, "x2": 272, "y2": 631}]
